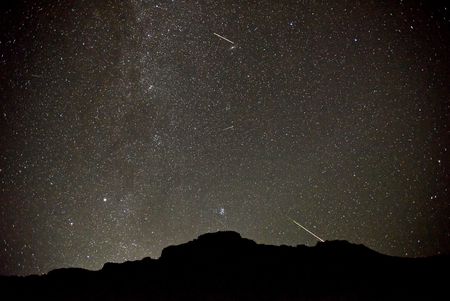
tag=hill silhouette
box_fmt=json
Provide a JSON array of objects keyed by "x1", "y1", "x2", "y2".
[{"x1": 0, "y1": 231, "x2": 448, "y2": 300}]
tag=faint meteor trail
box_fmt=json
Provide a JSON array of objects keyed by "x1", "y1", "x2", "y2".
[
  {"x1": 222, "y1": 125, "x2": 234, "y2": 131},
  {"x1": 288, "y1": 217, "x2": 325, "y2": 242},
  {"x1": 213, "y1": 32, "x2": 235, "y2": 44}
]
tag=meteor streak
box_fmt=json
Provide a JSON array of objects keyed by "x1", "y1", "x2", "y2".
[
  {"x1": 213, "y1": 32, "x2": 235, "y2": 44},
  {"x1": 288, "y1": 217, "x2": 325, "y2": 242},
  {"x1": 222, "y1": 125, "x2": 234, "y2": 131}
]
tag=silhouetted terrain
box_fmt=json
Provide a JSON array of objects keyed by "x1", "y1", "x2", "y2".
[{"x1": 1, "y1": 231, "x2": 449, "y2": 300}]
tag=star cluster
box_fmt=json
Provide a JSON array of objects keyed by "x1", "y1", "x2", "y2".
[{"x1": 0, "y1": 0, "x2": 449, "y2": 275}]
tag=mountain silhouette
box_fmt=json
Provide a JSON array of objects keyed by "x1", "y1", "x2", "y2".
[{"x1": 1, "y1": 231, "x2": 448, "y2": 300}]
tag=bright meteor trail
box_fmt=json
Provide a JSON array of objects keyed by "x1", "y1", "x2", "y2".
[
  {"x1": 288, "y1": 217, "x2": 325, "y2": 242},
  {"x1": 213, "y1": 32, "x2": 235, "y2": 44}
]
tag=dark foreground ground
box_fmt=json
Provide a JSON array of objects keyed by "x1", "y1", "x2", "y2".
[{"x1": 1, "y1": 231, "x2": 449, "y2": 300}]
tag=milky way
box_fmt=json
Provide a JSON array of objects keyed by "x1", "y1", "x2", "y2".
[{"x1": 0, "y1": 0, "x2": 449, "y2": 275}]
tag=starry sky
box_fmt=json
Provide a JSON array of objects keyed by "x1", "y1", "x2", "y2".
[{"x1": 1, "y1": 0, "x2": 449, "y2": 276}]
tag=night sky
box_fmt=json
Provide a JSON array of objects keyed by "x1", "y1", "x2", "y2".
[{"x1": 1, "y1": 0, "x2": 449, "y2": 276}]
